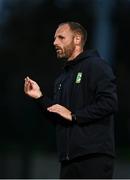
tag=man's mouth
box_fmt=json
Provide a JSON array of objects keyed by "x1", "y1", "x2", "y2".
[
  {"x1": 55, "y1": 47, "x2": 62, "y2": 52},
  {"x1": 56, "y1": 49, "x2": 62, "y2": 53}
]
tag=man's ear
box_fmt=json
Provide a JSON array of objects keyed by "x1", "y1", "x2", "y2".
[{"x1": 74, "y1": 34, "x2": 82, "y2": 45}]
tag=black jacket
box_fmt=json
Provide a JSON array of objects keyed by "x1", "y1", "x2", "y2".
[{"x1": 37, "y1": 49, "x2": 118, "y2": 161}]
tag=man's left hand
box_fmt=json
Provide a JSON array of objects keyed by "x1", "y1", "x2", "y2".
[{"x1": 47, "y1": 104, "x2": 72, "y2": 121}]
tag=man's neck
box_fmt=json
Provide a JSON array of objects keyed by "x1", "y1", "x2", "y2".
[{"x1": 68, "y1": 48, "x2": 83, "y2": 61}]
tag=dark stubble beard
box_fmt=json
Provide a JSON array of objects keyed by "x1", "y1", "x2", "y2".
[{"x1": 57, "y1": 42, "x2": 75, "y2": 60}]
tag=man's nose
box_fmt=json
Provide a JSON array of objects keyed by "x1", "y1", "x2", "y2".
[
  {"x1": 53, "y1": 39, "x2": 57, "y2": 46},
  {"x1": 53, "y1": 40, "x2": 56, "y2": 46},
  {"x1": 53, "y1": 38, "x2": 59, "y2": 46}
]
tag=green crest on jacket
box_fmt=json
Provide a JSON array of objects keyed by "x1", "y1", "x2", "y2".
[{"x1": 75, "y1": 72, "x2": 82, "y2": 84}]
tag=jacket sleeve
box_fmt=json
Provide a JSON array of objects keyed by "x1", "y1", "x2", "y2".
[
  {"x1": 35, "y1": 95, "x2": 59, "y2": 125},
  {"x1": 35, "y1": 95, "x2": 54, "y2": 109},
  {"x1": 73, "y1": 59, "x2": 118, "y2": 124},
  {"x1": 35, "y1": 74, "x2": 61, "y2": 109}
]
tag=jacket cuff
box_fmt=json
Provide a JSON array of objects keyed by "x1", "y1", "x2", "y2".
[
  {"x1": 71, "y1": 113, "x2": 77, "y2": 123},
  {"x1": 35, "y1": 95, "x2": 54, "y2": 109}
]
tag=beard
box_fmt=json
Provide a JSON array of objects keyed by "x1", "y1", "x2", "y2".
[{"x1": 56, "y1": 42, "x2": 75, "y2": 60}]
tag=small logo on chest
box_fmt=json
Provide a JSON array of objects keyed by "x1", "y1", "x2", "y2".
[{"x1": 75, "y1": 72, "x2": 82, "y2": 84}]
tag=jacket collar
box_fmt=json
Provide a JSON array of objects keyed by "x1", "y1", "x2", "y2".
[{"x1": 64, "y1": 49, "x2": 100, "y2": 70}]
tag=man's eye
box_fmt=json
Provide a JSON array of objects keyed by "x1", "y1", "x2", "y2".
[{"x1": 59, "y1": 36, "x2": 65, "y2": 40}]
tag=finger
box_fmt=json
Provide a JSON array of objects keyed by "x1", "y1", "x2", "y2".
[
  {"x1": 24, "y1": 79, "x2": 28, "y2": 91},
  {"x1": 47, "y1": 104, "x2": 62, "y2": 111},
  {"x1": 47, "y1": 109, "x2": 61, "y2": 116},
  {"x1": 47, "y1": 108, "x2": 55, "y2": 113},
  {"x1": 26, "y1": 76, "x2": 30, "y2": 80},
  {"x1": 27, "y1": 78, "x2": 36, "y2": 85},
  {"x1": 24, "y1": 81, "x2": 29, "y2": 93},
  {"x1": 47, "y1": 107, "x2": 55, "y2": 112},
  {"x1": 24, "y1": 78, "x2": 32, "y2": 92},
  {"x1": 24, "y1": 76, "x2": 30, "y2": 82},
  {"x1": 47, "y1": 106, "x2": 57, "y2": 112},
  {"x1": 25, "y1": 76, "x2": 36, "y2": 86},
  {"x1": 48, "y1": 105, "x2": 59, "y2": 110},
  {"x1": 48, "y1": 107, "x2": 62, "y2": 115}
]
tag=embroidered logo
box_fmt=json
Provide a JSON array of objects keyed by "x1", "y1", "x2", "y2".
[{"x1": 75, "y1": 72, "x2": 82, "y2": 84}]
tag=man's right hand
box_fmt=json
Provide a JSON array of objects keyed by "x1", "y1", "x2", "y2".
[{"x1": 24, "y1": 76, "x2": 43, "y2": 99}]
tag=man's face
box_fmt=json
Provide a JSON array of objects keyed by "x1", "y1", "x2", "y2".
[{"x1": 53, "y1": 24, "x2": 76, "y2": 60}]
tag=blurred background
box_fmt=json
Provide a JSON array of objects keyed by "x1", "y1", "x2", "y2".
[{"x1": 0, "y1": 0, "x2": 129, "y2": 178}]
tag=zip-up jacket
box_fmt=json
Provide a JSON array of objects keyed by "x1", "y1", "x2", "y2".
[{"x1": 37, "y1": 49, "x2": 118, "y2": 161}]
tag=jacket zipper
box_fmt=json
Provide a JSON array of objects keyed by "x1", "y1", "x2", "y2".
[
  {"x1": 66, "y1": 126, "x2": 70, "y2": 160},
  {"x1": 58, "y1": 83, "x2": 62, "y2": 90},
  {"x1": 57, "y1": 72, "x2": 71, "y2": 161}
]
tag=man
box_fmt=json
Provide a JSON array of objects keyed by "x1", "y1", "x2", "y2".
[{"x1": 24, "y1": 22, "x2": 118, "y2": 178}]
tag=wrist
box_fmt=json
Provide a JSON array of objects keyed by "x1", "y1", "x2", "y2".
[
  {"x1": 35, "y1": 91, "x2": 43, "y2": 99},
  {"x1": 71, "y1": 113, "x2": 77, "y2": 122}
]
